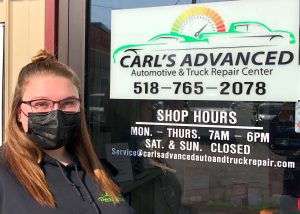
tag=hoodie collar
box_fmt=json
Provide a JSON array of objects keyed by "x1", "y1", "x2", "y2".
[
  {"x1": 41, "y1": 153, "x2": 101, "y2": 214},
  {"x1": 41, "y1": 152, "x2": 80, "y2": 169}
]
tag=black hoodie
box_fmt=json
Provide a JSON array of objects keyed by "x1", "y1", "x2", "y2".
[{"x1": 0, "y1": 153, "x2": 135, "y2": 214}]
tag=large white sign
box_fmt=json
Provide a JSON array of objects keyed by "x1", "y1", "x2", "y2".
[
  {"x1": 0, "y1": 23, "x2": 3, "y2": 145},
  {"x1": 111, "y1": 0, "x2": 299, "y2": 101}
]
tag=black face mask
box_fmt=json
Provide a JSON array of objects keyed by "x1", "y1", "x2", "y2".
[{"x1": 26, "y1": 110, "x2": 81, "y2": 150}]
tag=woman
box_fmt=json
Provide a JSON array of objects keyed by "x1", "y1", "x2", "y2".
[{"x1": 0, "y1": 50, "x2": 135, "y2": 214}]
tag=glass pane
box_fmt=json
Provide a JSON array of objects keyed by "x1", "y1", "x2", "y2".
[{"x1": 87, "y1": 1, "x2": 300, "y2": 214}]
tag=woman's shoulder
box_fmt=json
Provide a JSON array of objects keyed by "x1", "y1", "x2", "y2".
[
  {"x1": 0, "y1": 151, "x2": 9, "y2": 177},
  {"x1": 0, "y1": 146, "x2": 14, "y2": 181},
  {"x1": 0, "y1": 147, "x2": 11, "y2": 192}
]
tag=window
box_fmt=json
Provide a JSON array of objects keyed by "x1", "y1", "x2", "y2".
[{"x1": 86, "y1": 1, "x2": 300, "y2": 213}]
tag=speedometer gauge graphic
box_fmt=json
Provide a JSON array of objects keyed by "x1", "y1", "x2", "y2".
[{"x1": 171, "y1": 6, "x2": 226, "y2": 38}]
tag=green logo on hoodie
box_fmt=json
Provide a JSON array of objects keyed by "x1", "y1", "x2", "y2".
[{"x1": 98, "y1": 193, "x2": 125, "y2": 203}]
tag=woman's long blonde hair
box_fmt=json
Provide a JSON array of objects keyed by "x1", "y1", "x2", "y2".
[{"x1": 2, "y1": 50, "x2": 120, "y2": 207}]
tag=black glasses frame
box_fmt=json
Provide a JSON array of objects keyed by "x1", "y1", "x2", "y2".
[{"x1": 21, "y1": 98, "x2": 81, "y2": 112}]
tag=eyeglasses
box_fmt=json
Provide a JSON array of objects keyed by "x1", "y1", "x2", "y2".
[{"x1": 21, "y1": 98, "x2": 81, "y2": 113}]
